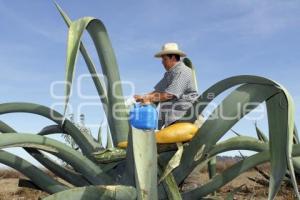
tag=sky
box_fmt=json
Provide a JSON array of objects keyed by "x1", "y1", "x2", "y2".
[{"x1": 0, "y1": 0, "x2": 299, "y2": 168}]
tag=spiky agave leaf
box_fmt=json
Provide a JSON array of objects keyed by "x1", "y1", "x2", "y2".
[
  {"x1": 0, "y1": 102, "x2": 99, "y2": 156},
  {"x1": 181, "y1": 75, "x2": 287, "y2": 123},
  {"x1": 38, "y1": 124, "x2": 119, "y2": 185},
  {"x1": 56, "y1": 11, "x2": 130, "y2": 145},
  {"x1": 183, "y1": 57, "x2": 220, "y2": 186},
  {"x1": 43, "y1": 185, "x2": 137, "y2": 200},
  {"x1": 182, "y1": 57, "x2": 199, "y2": 92},
  {"x1": 182, "y1": 151, "x2": 269, "y2": 198},
  {"x1": 120, "y1": 125, "x2": 135, "y2": 186},
  {"x1": 182, "y1": 143, "x2": 300, "y2": 198},
  {"x1": 266, "y1": 92, "x2": 299, "y2": 199},
  {"x1": 176, "y1": 136, "x2": 267, "y2": 180},
  {"x1": 131, "y1": 127, "x2": 158, "y2": 199},
  {"x1": 28, "y1": 150, "x2": 91, "y2": 186},
  {"x1": 239, "y1": 150, "x2": 271, "y2": 182},
  {"x1": 208, "y1": 136, "x2": 268, "y2": 157},
  {"x1": 97, "y1": 120, "x2": 104, "y2": 146},
  {"x1": 106, "y1": 124, "x2": 114, "y2": 148},
  {"x1": 0, "y1": 120, "x2": 17, "y2": 133},
  {"x1": 254, "y1": 122, "x2": 269, "y2": 142},
  {"x1": 159, "y1": 143, "x2": 183, "y2": 183},
  {"x1": 92, "y1": 148, "x2": 126, "y2": 164},
  {"x1": 179, "y1": 130, "x2": 300, "y2": 198},
  {"x1": 0, "y1": 133, "x2": 111, "y2": 185},
  {"x1": 2, "y1": 122, "x2": 90, "y2": 187},
  {"x1": 0, "y1": 150, "x2": 68, "y2": 193},
  {"x1": 0, "y1": 121, "x2": 90, "y2": 186},
  {"x1": 294, "y1": 125, "x2": 300, "y2": 144},
  {"x1": 230, "y1": 129, "x2": 242, "y2": 137},
  {"x1": 157, "y1": 163, "x2": 182, "y2": 200},
  {"x1": 224, "y1": 184, "x2": 245, "y2": 200},
  {"x1": 174, "y1": 75, "x2": 299, "y2": 199},
  {"x1": 174, "y1": 83, "x2": 280, "y2": 182},
  {"x1": 39, "y1": 124, "x2": 64, "y2": 135},
  {"x1": 194, "y1": 135, "x2": 300, "y2": 175},
  {"x1": 54, "y1": 2, "x2": 110, "y2": 122},
  {"x1": 208, "y1": 157, "x2": 216, "y2": 179}
]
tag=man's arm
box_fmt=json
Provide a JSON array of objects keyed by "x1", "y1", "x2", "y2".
[{"x1": 134, "y1": 91, "x2": 175, "y2": 103}]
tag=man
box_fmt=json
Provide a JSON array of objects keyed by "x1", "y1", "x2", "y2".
[{"x1": 134, "y1": 43, "x2": 199, "y2": 129}]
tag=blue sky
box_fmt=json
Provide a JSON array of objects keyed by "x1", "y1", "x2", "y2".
[{"x1": 0, "y1": 0, "x2": 299, "y2": 167}]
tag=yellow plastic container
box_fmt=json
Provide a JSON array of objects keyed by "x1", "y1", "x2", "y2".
[
  {"x1": 117, "y1": 122, "x2": 199, "y2": 148},
  {"x1": 118, "y1": 141, "x2": 128, "y2": 148}
]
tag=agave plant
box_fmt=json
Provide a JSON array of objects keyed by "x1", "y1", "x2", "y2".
[{"x1": 0, "y1": 3, "x2": 300, "y2": 200}]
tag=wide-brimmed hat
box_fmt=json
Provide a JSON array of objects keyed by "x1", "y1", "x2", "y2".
[{"x1": 154, "y1": 42, "x2": 186, "y2": 58}]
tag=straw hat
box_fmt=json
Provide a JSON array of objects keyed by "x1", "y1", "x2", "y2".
[{"x1": 154, "y1": 42, "x2": 186, "y2": 58}]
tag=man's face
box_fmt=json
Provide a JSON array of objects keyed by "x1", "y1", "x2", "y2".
[{"x1": 161, "y1": 55, "x2": 176, "y2": 70}]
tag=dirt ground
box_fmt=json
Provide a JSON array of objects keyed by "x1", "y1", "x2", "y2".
[
  {"x1": 182, "y1": 170, "x2": 295, "y2": 200},
  {"x1": 0, "y1": 168, "x2": 296, "y2": 200}
]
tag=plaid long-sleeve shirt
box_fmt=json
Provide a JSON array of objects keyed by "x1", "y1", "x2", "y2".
[{"x1": 154, "y1": 61, "x2": 199, "y2": 128}]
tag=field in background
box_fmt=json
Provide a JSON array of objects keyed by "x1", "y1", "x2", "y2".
[{"x1": 0, "y1": 157, "x2": 296, "y2": 200}]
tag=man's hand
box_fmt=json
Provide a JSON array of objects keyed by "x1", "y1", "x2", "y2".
[
  {"x1": 134, "y1": 92, "x2": 175, "y2": 104},
  {"x1": 134, "y1": 95, "x2": 151, "y2": 104},
  {"x1": 134, "y1": 95, "x2": 143, "y2": 102}
]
